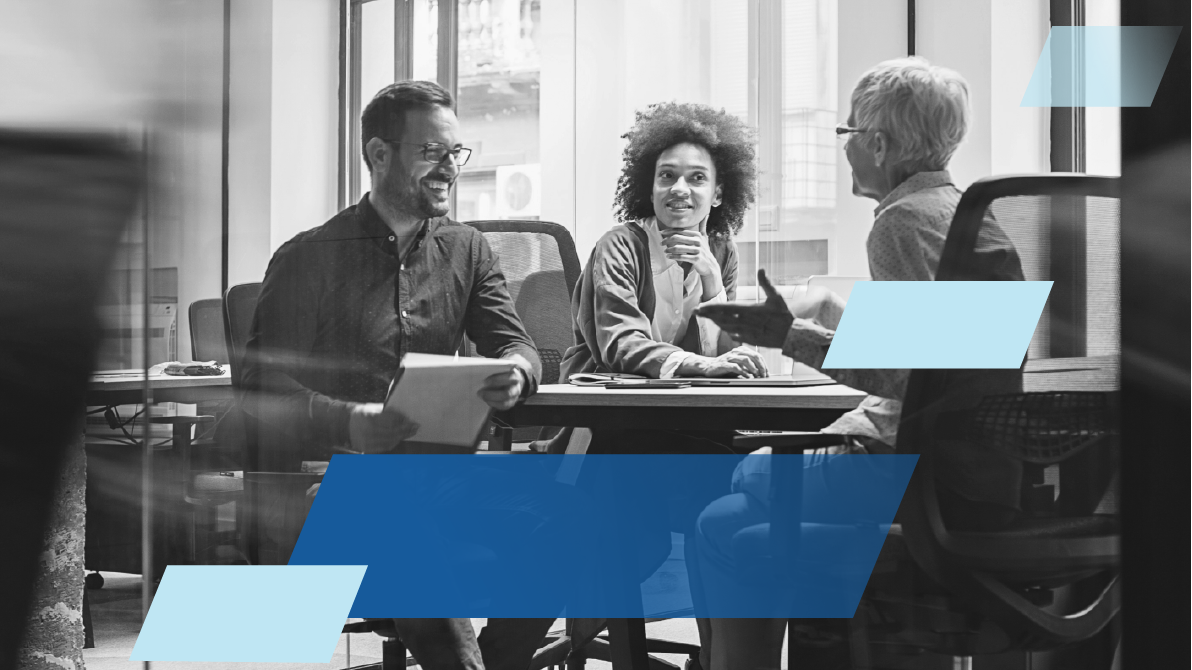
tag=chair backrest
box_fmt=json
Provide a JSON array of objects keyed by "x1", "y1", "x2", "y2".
[
  {"x1": 222, "y1": 283, "x2": 262, "y2": 388},
  {"x1": 939, "y1": 174, "x2": 1121, "y2": 360},
  {"x1": 188, "y1": 298, "x2": 229, "y2": 364},
  {"x1": 464, "y1": 220, "x2": 581, "y2": 384},
  {"x1": 895, "y1": 174, "x2": 1121, "y2": 648},
  {"x1": 806, "y1": 275, "x2": 870, "y2": 304}
]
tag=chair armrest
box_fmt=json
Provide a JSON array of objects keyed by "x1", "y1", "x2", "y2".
[{"x1": 733, "y1": 431, "x2": 846, "y2": 453}]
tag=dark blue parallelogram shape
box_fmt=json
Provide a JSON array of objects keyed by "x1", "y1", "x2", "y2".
[{"x1": 289, "y1": 453, "x2": 916, "y2": 618}]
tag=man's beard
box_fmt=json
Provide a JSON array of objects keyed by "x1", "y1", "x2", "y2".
[
  {"x1": 410, "y1": 184, "x2": 450, "y2": 218},
  {"x1": 385, "y1": 174, "x2": 452, "y2": 219}
]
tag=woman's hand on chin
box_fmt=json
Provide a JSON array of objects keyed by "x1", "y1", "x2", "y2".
[{"x1": 661, "y1": 228, "x2": 719, "y2": 277}]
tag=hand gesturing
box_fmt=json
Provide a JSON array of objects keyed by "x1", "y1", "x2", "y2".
[{"x1": 696, "y1": 269, "x2": 794, "y2": 350}]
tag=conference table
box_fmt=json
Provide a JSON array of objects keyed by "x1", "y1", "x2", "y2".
[
  {"x1": 495, "y1": 381, "x2": 867, "y2": 670},
  {"x1": 497, "y1": 380, "x2": 866, "y2": 433},
  {"x1": 492, "y1": 358, "x2": 1117, "y2": 669}
]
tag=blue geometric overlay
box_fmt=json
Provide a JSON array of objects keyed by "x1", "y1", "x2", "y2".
[
  {"x1": 131, "y1": 565, "x2": 366, "y2": 662},
  {"x1": 1021, "y1": 26, "x2": 1182, "y2": 107},
  {"x1": 822, "y1": 281, "x2": 1051, "y2": 369},
  {"x1": 289, "y1": 453, "x2": 917, "y2": 618}
]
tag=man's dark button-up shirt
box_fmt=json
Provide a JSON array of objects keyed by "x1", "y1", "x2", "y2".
[{"x1": 242, "y1": 194, "x2": 541, "y2": 471}]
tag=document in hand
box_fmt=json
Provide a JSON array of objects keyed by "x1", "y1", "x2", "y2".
[{"x1": 385, "y1": 353, "x2": 516, "y2": 449}]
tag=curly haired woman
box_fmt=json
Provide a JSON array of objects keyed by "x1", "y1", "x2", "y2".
[
  {"x1": 551, "y1": 103, "x2": 764, "y2": 642},
  {"x1": 560, "y1": 101, "x2": 766, "y2": 382}
]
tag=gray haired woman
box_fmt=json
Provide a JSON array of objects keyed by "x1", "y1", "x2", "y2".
[{"x1": 693, "y1": 57, "x2": 1026, "y2": 669}]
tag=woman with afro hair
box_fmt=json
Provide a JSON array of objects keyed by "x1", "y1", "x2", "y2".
[
  {"x1": 559, "y1": 101, "x2": 767, "y2": 382},
  {"x1": 550, "y1": 102, "x2": 766, "y2": 643}
]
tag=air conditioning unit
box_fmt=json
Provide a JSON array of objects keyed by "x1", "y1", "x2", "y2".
[{"x1": 494, "y1": 163, "x2": 541, "y2": 219}]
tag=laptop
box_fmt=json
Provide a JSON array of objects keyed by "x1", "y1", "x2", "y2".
[
  {"x1": 685, "y1": 374, "x2": 835, "y2": 388},
  {"x1": 685, "y1": 363, "x2": 835, "y2": 387}
]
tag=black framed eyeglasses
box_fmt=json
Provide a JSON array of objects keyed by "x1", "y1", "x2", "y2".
[
  {"x1": 381, "y1": 140, "x2": 473, "y2": 166},
  {"x1": 835, "y1": 124, "x2": 871, "y2": 139}
]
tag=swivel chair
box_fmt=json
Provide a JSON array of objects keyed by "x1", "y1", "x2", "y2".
[{"x1": 758, "y1": 175, "x2": 1123, "y2": 669}]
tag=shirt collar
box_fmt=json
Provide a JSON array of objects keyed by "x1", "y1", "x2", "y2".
[
  {"x1": 874, "y1": 170, "x2": 954, "y2": 217},
  {"x1": 357, "y1": 192, "x2": 439, "y2": 254}
]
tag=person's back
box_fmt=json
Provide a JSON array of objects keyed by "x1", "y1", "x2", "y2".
[
  {"x1": 692, "y1": 57, "x2": 1030, "y2": 669},
  {"x1": 843, "y1": 170, "x2": 1027, "y2": 512}
]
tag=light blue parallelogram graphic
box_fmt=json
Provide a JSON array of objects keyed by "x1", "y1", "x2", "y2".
[
  {"x1": 130, "y1": 565, "x2": 366, "y2": 662},
  {"x1": 821, "y1": 281, "x2": 1051, "y2": 369},
  {"x1": 1021, "y1": 26, "x2": 1182, "y2": 107},
  {"x1": 289, "y1": 453, "x2": 917, "y2": 619}
]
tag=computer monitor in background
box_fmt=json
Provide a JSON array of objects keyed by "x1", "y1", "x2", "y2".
[{"x1": 95, "y1": 267, "x2": 177, "y2": 370}]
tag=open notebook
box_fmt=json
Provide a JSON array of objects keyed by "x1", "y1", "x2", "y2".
[{"x1": 385, "y1": 353, "x2": 515, "y2": 449}]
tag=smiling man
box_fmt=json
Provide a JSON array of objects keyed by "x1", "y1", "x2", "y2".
[{"x1": 242, "y1": 81, "x2": 575, "y2": 670}]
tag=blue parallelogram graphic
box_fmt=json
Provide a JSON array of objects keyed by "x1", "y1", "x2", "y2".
[
  {"x1": 289, "y1": 453, "x2": 917, "y2": 619},
  {"x1": 1021, "y1": 26, "x2": 1182, "y2": 107},
  {"x1": 131, "y1": 565, "x2": 365, "y2": 662},
  {"x1": 822, "y1": 281, "x2": 1051, "y2": 369}
]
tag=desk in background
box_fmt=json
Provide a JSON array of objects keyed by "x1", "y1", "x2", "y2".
[
  {"x1": 85, "y1": 370, "x2": 235, "y2": 579},
  {"x1": 87, "y1": 370, "x2": 233, "y2": 407}
]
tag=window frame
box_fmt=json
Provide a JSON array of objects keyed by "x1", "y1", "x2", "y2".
[{"x1": 341, "y1": 0, "x2": 459, "y2": 211}]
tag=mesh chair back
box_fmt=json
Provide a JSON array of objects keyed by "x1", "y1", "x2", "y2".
[
  {"x1": 189, "y1": 298, "x2": 229, "y2": 364},
  {"x1": 222, "y1": 283, "x2": 261, "y2": 388},
  {"x1": 890, "y1": 175, "x2": 1122, "y2": 648},
  {"x1": 465, "y1": 221, "x2": 581, "y2": 384},
  {"x1": 941, "y1": 178, "x2": 1121, "y2": 360},
  {"x1": 939, "y1": 391, "x2": 1117, "y2": 465}
]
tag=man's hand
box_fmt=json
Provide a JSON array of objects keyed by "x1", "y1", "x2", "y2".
[
  {"x1": 479, "y1": 367, "x2": 525, "y2": 411},
  {"x1": 347, "y1": 402, "x2": 419, "y2": 453},
  {"x1": 696, "y1": 269, "x2": 795, "y2": 349}
]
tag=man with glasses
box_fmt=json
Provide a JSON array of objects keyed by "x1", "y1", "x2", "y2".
[{"x1": 243, "y1": 80, "x2": 583, "y2": 669}]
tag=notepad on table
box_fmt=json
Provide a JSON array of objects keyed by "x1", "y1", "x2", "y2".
[
  {"x1": 568, "y1": 372, "x2": 649, "y2": 387},
  {"x1": 385, "y1": 353, "x2": 516, "y2": 449}
]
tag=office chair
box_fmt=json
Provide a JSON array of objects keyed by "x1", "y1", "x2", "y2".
[
  {"x1": 458, "y1": 221, "x2": 709, "y2": 670},
  {"x1": 189, "y1": 298, "x2": 230, "y2": 364},
  {"x1": 147, "y1": 298, "x2": 243, "y2": 565},
  {"x1": 758, "y1": 174, "x2": 1123, "y2": 669},
  {"x1": 463, "y1": 220, "x2": 581, "y2": 450}
]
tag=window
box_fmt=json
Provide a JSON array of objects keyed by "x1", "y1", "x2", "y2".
[
  {"x1": 455, "y1": 0, "x2": 543, "y2": 222},
  {"x1": 347, "y1": 0, "x2": 840, "y2": 282}
]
